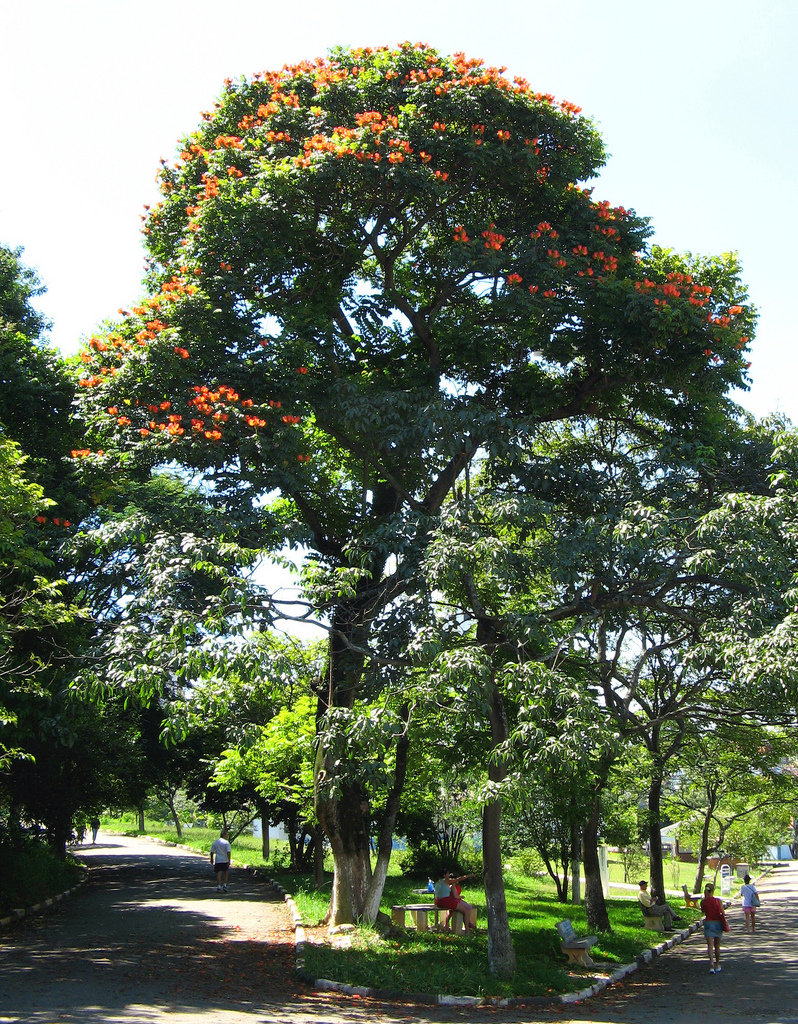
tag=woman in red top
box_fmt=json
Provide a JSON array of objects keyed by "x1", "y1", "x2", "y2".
[{"x1": 700, "y1": 882, "x2": 727, "y2": 973}]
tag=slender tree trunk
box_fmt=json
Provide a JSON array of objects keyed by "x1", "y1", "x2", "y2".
[
  {"x1": 693, "y1": 804, "x2": 714, "y2": 893},
  {"x1": 482, "y1": 681, "x2": 516, "y2": 978},
  {"x1": 257, "y1": 802, "x2": 270, "y2": 860},
  {"x1": 166, "y1": 791, "x2": 182, "y2": 839},
  {"x1": 138, "y1": 803, "x2": 145, "y2": 833},
  {"x1": 363, "y1": 707, "x2": 411, "y2": 924},
  {"x1": 582, "y1": 793, "x2": 611, "y2": 932},
  {"x1": 312, "y1": 825, "x2": 326, "y2": 890},
  {"x1": 570, "y1": 820, "x2": 581, "y2": 905},
  {"x1": 647, "y1": 774, "x2": 664, "y2": 901}
]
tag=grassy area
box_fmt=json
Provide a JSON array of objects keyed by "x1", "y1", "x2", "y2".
[
  {"x1": 606, "y1": 858, "x2": 704, "y2": 891},
  {"x1": 99, "y1": 815, "x2": 703, "y2": 998},
  {"x1": 0, "y1": 836, "x2": 82, "y2": 917}
]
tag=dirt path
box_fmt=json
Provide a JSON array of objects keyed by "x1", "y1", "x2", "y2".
[{"x1": 2, "y1": 837, "x2": 797, "y2": 1024}]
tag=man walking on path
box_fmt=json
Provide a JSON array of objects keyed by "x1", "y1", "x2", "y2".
[{"x1": 210, "y1": 827, "x2": 231, "y2": 892}]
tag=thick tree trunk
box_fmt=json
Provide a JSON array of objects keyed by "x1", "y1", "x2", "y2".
[
  {"x1": 483, "y1": 682, "x2": 516, "y2": 978},
  {"x1": 582, "y1": 793, "x2": 611, "y2": 932},
  {"x1": 647, "y1": 774, "x2": 664, "y2": 901}
]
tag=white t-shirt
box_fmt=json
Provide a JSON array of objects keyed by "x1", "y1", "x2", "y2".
[
  {"x1": 211, "y1": 837, "x2": 231, "y2": 864},
  {"x1": 740, "y1": 883, "x2": 758, "y2": 907}
]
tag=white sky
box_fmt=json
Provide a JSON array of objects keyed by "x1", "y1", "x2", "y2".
[{"x1": 2, "y1": 0, "x2": 796, "y2": 424}]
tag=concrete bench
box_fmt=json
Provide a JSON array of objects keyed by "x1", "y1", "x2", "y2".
[
  {"x1": 391, "y1": 903, "x2": 471, "y2": 933},
  {"x1": 556, "y1": 919, "x2": 597, "y2": 966},
  {"x1": 643, "y1": 909, "x2": 667, "y2": 933},
  {"x1": 391, "y1": 903, "x2": 440, "y2": 931},
  {"x1": 640, "y1": 904, "x2": 666, "y2": 931},
  {"x1": 440, "y1": 907, "x2": 467, "y2": 933}
]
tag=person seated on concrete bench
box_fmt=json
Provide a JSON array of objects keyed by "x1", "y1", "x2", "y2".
[
  {"x1": 637, "y1": 880, "x2": 678, "y2": 930},
  {"x1": 434, "y1": 868, "x2": 477, "y2": 932}
]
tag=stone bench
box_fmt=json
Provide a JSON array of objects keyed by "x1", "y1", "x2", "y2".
[
  {"x1": 391, "y1": 903, "x2": 440, "y2": 931},
  {"x1": 640, "y1": 904, "x2": 666, "y2": 931},
  {"x1": 391, "y1": 903, "x2": 469, "y2": 932},
  {"x1": 556, "y1": 919, "x2": 597, "y2": 966}
]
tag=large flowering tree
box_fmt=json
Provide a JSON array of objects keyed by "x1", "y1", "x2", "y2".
[{"x1": 74, "y1": 43, "x2": 754, "y2": 948}]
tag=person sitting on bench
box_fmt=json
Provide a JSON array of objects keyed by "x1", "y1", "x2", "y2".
[
  {"x1": 434, "y1": 868, "x2": 477, "y2": 932},
  {"x1": 637, "y1": 880, "x2": 678, "y2": 930}
]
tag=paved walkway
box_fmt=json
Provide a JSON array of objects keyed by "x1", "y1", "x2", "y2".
[{"x1": 1, "y1": 837, "x2": 797, "y2": 1024}]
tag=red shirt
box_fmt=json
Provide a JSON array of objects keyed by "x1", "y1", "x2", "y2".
[{"x1": 701, "y1": 895, "x2": 724, "y2": 921}]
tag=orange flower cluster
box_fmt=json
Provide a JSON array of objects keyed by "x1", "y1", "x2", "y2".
[
  {"x1": 201, "y1": 173, "x2": 220, "y2": 200},
  {"x1": 634, "y1": 273, "x2": 712, "y2": 307},
  {"x1": 214, "y1": 135, "x2": 244, "y2": 149},
  {"x1": 530, "y1": 222, "x2": 558, "y2": 240},
  {"x1": 34, "y1": 515, "x2": 72, "y2": 527},
  {"x1": 547, "y1": 248, "x2": 567, "y2": 269},
  {"x1": 481, "y1": 224, "x2": 506, "y2": 250},
  {"x1": 453, "y1": 225, "x2": 470, "y2": 244},
  {"x1": 135, "y1": 319, "x2": 168, "y2": 345}
]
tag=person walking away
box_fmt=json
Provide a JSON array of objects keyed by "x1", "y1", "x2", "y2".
[
  {"x1": 701, "y1": 882, "x2": 728, "y2": 973},
  {"x1": 637, "y1": 880, "x2": 677, "y2": 930},
  {"x1": 90, "y1": 817, "x2": 100, "y2": 844},
  {"x1": 210, "y1": 828, "x2": 232, "y2": 892},
  {"x1": 740, "y1": 873, "x2": 760, "y2": 933}
]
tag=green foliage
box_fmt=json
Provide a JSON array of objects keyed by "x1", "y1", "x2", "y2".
[{"x1": 0, "y1": 832, "x2": 81, "y2": 916}]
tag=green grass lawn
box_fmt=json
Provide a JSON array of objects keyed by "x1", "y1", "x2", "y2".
[{"x1": 99, "y1": 815, "x2": 704, "y2": 998}]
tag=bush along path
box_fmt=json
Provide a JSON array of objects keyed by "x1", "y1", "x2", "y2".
[{"x1": 0, "y1": 864, "x2": 86, "y2": 930}]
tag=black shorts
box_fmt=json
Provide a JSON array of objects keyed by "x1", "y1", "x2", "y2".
[{"x1": 214, "y1": 862, "x2": 229, "y2": 873}]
